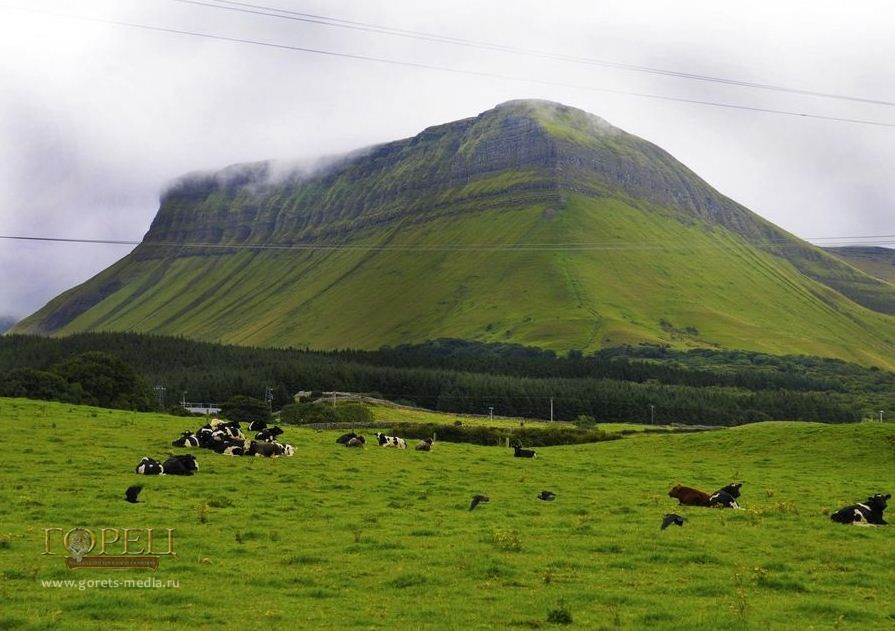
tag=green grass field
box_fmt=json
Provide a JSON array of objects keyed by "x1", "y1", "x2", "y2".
[{"x1": 1, "y1": 397, "x2": 893, "y2": 630}]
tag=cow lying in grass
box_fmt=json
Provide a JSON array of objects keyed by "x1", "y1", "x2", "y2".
[
  {"x1": 670, "y1": 482, "x2": 743, "y2": 508},
  {"x1": 135, "y1": 457, "x2": 164, "y2": 475},
  {"x1": 831, "y1": 493, "x2": 890, "y2": 526},
  {"x1": 254, "y1": 426, "x2": 284, "y2": 442},
  {"x1": 336, "y1": 432, "x2": 358, "y2": 444},
  {"x1": 513, "y1": 445, "x2": 536, "y2": 458},
  {"x1": 416, "y1": 438, "x2": 433, "y2": 451},
  {"x1": 708, "y1": 482, "x2": 743, "y2": 509},
  {"x1": 162, "y1": 454, "x2": 199, "y2": 476},
  {"x1": 668, "y1": 485, "x2": 711, "y2": 507},
  {"x1": 376, "y1": 433, "x2": 406, "y2": 448},
  {"x1": 245, "y1": 440, "x2": 294, "y2": 457}
]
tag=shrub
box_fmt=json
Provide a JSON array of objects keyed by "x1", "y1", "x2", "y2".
[
  {"x1": 546, "y1": 599, "x2": 573, "y2": 625},
  {"x1": 219, "y1": 395, "x2": 271, "y2": 422},
  {"x1": 280, "y1": 402, "x2": 373, "y2": 424}
]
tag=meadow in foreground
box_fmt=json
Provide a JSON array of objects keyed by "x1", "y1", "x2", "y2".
[{"x1": 0, "y1": 397, "x2": 893, "y2": 630}]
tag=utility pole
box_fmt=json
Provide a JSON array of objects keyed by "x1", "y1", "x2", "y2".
[
  {"x1": 488, "y1": 406, "x2": 494, "y2": 422},
  {"x1": 264, "y1": 385, "x2": 273, "y2": 409},
  {"x1": 550, "y1": 397, "x2": 554, "y2": 423},
  {"x1": 650, "y1": 404, "x2": 655, "y2": 425},
  {"x1": 181, "y1": 391, "x2": 187, "y2": 409},
  {"x1": 153, "y1": 385, "x2": 166, "y2": 411},
  {"x1": 880, "y1": 410, "x2": 885, "y2": 423}
]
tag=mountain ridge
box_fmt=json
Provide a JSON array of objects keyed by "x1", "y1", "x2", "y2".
[{"x1": 11, "y1": 100, "x2": 895, "y2": 369}]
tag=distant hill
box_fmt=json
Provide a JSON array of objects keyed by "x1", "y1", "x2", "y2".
[
  {"x1": 11, "y1": 100, "x2": 895, "y2": 369},
  {"x1": 825, "y1": 246, "x2": 895, "y2": 286},
  {"x1": 0, "y1": 317, "x2": 18, "y2": 334}
]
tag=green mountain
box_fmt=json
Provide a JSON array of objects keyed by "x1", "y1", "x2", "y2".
[
  {"x1": 825, "y1": 246, "x2": 895, "y2": 286},
  {"x1": 12, "y1": 100, "x2": 895, "y2": 369}
]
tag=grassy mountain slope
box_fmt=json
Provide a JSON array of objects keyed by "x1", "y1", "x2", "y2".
[
  {"x1": 11, "y1": 101, "x2": 895, "y2": 367},
  {"x1": 826, "y1": 246, "x2": 895, "y2": 286}
]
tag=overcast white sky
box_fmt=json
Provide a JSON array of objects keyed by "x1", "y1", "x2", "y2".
[{"x1": 1, "y1": 0, "x2": 893, "y2": 320}]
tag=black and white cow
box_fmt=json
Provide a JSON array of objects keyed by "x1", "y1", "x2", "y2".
[
  {"x1": 162, "y1": 454, "x2": 199, "y2": 476},
  {"x1": 209, "y1": 437, "x2": 247, "y2": 454},
  {"x1": 254, "y1": 426, "x2": 284, "y2": 442},
  {"x1": 709, "y1": 482, "x2": 743, "y2": 509},
  {"x1": 172, "y1": 431, "x2": 200, "y2": 448},
  {"x1": 831, "y1": 493, "x2": 890, "y2": 526},
  {"x1": 222, "y1": 445, "x2": 244, "y2": 456},
  {"x1": 708, "y1": 491, "x2": 740, "y2": 509},
  {"x1": 336, "y1": 432, "x2": 358, "y2": 444},
  {"x1": 513, "y1": 445, "x2": 537, "y2": 458},
  {"x1": 247, "y1": 420, "x2": 268, "y2": 432},
  {"x1": 135, "y1": 457, "x2": 164, "y2": 475},
  {"x1": 376, "y1": 433, "x2": 406, "y2": 449},
  {"x1": 346, "y1": 436, "x2": 365, "y2": 448},
  {"x1": 222, "y1": 421, "x2": 244, "y2": 439}
]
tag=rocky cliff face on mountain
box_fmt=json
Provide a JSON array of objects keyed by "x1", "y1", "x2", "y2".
[{"x1": 11, "y1": 100, "x2": 895, "y2": 368}]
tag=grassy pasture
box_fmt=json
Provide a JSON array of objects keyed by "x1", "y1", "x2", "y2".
[{"x1": 1, "y1": 397, "x2": 894, "y2": 630}]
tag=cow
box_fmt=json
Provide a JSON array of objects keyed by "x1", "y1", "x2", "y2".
[
  {"x1": 255, "y1": 427, "x2": 284, "y2": 442},
  {"x1": 709, "y1": 482, "x2": 743, "y2": 509},
  {"x1": 513, "y1": 445, "x2": 536, "y2": 458},
  {"x1": 346, "y1": 436, "x2": 365, "y2": 448},
  {"x1": 222, "y1": 421, "x2": 244, "y2": 439},
  {"x1": 246, "y1": 441, "x2": 283, "y2": 458},
  {"x1": 172, "y1": 431, "x2": 200, "y2": 448},
  {"x1": 415, "y1": 438, "x2": 434, "y2": 452},
  {"x1": 336, "y1": 432, "x2": 358, "y2": 444},
  {"x1": 831, "y1": 493, "x2": 890, "y2": 526},
  {"x1": 135, "y1": 457, "x2": 164, "y2": 475},
  {"x1": 162, "y1": 454, "x2": 199, "y2": 476},
  {"x1": 668, "y1": 485, "x2": 711, "y2": 507},
  {"x1": 209, "y1": 438, "x2": 247, "y2": 454},
  {"x1": 247, "y1": 420, "x2": 268, "y2": 432},
  {"x1": 222, "y1": 445, "x2": 244, "y2": 456},
  {"x1": 708, "y1": 491, "x2": 740, "y2": 509},
  {"x1": 376, "y1": 433, "x2": 406, "y2": 449},
  {"x1": 714, "y1": 482, "x2": 743, "y2": 498}
]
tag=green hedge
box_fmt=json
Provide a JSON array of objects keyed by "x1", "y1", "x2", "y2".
[
  {"x1": 375, "y1": 422, "x2": 620, "y2": 447},
  {"x1": 281, "y1": 401, "x2": 374, "y2": 425}
]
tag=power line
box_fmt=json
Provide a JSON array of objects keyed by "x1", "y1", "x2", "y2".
[
  {"x1": 4, "y1": 5, "x2": 895, "y2": 128},
  {"x1": 177, "y1": 0, "x2": 895, "y2": 109},
  {"x1": 2, "y1": 234, "x2": 894, "y2": 251}
]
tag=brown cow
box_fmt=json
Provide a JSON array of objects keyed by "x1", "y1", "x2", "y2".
[{"x1": 669, "y1": 484, "x2": 711, "y2": 507}]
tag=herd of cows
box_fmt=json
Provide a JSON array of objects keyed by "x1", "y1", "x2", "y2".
[
  {"x1": 668, "y1": 481, "x2": 890, "y2": 526},
  {"x1": 133, "y1": 418, "x2": 294, "y2": 476},
  {"x1": 127, "y1": 418, "x2": 890, "y2": 526}
]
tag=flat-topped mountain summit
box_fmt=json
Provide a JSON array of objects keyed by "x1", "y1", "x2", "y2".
[{"x1": 12, "y1": 100, "x2": 895, "y2": 368}]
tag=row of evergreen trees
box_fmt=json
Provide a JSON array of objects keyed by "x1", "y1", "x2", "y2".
[{"x1": 0, "y1": 333, "x2": 892, "y2": 423}]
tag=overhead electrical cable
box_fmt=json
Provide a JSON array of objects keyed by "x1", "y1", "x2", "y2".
[
  {"x1": 2, "y1": 234, "x2": 895, "y2": 251},
  {"x1": 3, "y1": 5, "x2": 895, "y2": 128},
  {"x1": 175, "y1": 0, "x2": 895, "y2": 108}
]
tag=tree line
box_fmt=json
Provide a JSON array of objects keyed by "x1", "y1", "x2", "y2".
[{"x1": 0, "y1": 333, "x2": 892, "y2": 424}]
